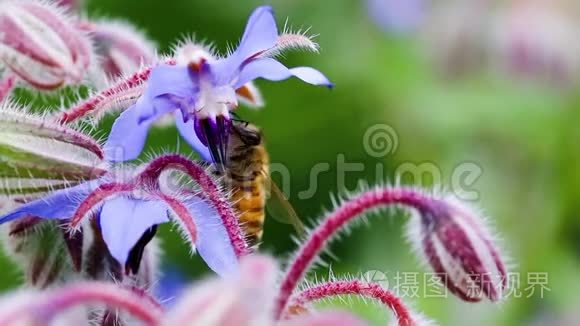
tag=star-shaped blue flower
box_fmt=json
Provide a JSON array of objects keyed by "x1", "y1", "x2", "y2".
[
  {"x1": 0, "y1": 180, "x2": 238, "y2": 277},
  {"x1": 105, "y1": 6, "x2": 332, "y2": 170}
]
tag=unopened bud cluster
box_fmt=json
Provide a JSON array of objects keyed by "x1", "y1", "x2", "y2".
[
  {"x1": 0, "y1": 0, "x2": 91, "y2": 90},
  {"x1": 0, "y1": 0, "x2": 157, "y2": 95}
]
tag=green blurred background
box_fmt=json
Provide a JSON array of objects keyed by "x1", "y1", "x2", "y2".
[{"x1": 3, "y1": 0, "x2": 580, "y2": 325}]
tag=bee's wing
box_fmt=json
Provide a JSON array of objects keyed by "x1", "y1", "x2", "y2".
[{"x1": 264, "y1": 177, "x2": 307, "y2": 236}]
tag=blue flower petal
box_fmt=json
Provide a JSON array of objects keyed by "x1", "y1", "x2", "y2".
[
  {"x1": 186, "y1": 197, "x2": 238, "y2": 277},
  {"x1": 235, "y1": 58, "x2": 333, "y2": 88},
  {"x1": 174, "y1": 110, "x2": 212, "y2": 162},
  {"x1": 288, "y1": 67, "x2": 334, "y2": 88},
  {"x1": 105, "y1": 66, "x2": 199, "y2": 163},
  {"x1": 236, "y1": 6, "x2": 278, "y2": 62},
  {"x1": 147, "y1": 65, "x2": 198, "y2": 98},
  {"x1": 211, "y1": 6, "x2": 278, "y2": 84},
  {"x1": 104, "y1": 95, "x2": 175, "y2": 162},
  {"x1": 99, "y1": 197, "x2": 169, "y2": 265},
  {"x1": 105, "y1": 105, "x2": 150, "y2": 162},
  {"x1": 0, "y1": 180, "x2": 101, "y2": 224}
]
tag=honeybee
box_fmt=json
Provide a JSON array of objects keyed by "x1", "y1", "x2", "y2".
[{"x1": 221, "y1": 122, "x2": 305, "y2": 246}]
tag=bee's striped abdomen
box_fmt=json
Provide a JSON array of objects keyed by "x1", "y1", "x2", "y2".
[{"x1": 226, "y1": 134, "x2": 269, "y2": 246}]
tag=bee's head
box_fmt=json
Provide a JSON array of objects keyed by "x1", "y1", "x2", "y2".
[{"x1": 231, "y1": 122, "x2": 262, "y2": 146}]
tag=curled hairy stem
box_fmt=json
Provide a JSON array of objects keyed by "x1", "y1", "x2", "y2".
[
  {"x1": 56, "y1": 59, "x2": 175, "y2": 124},
  {"x1": 275, "y1": 188, "x2": 432, "y2": 318},
  {"x1": 157, "y1": 192, "x2": 198, "y2": 249},
  {"x1": 286, "y1": 280, "x2": 416, "y2": 326},
  {"x1": 69, "y1": 183, "x2": 135, "y2": 228},
  {"x1": 138, "y1": 154, "x2": 249, "y2": 257}
]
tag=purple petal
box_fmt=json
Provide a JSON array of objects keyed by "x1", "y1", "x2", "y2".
[
  {"x1": 105, "y1": 66, "x2": 191, "y2": 162},
  {"x1": 288, "y1": 67, "x2": 334, "y2": 88},
  {"x1": 194, "y1": 116, "x2": 230, "y2": 172},
  {"x1": 235, "y1": 58, "x2": 333, "y2": 88},
  {"x1": 147, "y1": 65, "x2": 198, "y2": 98},
  {"x1": 105, "y1": 101, "x2": 160, "y2": 162},
  {"x1": 174, "y1": 110, "x2": 212, "y2": 162},
  {"x1": 210, "y1": 6, "x2": 278, "y2": 84},
  {"x1": 186, "y1": 197, "x2": 238, "y2": 277},
  {"x1": 99, "y1": 197, "x2": 169, "y2": 265},
  {"x1": 124, "y1": 92, "x2": 178, "y2": 126},
  {"x1": 0, "y1": 180, "x2": 101, "y2": 224},
  {"x1": 236, "y1": 6, "x2": 278, "y2": 61}
]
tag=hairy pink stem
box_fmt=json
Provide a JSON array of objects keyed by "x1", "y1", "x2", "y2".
[
  {"x1": 0, "y1": 282, "x2": 162, "y2": 325},
  {"x1": 70, "y1": 183, "x2": 135, "y2": 228},
  {"x1": 56, "y1": 68, "x2": 150, "y2": 124},
  {"x1": 0, "y1": 73, "x2": 17, "y2": 101},
  {"x1": 275, "y1": 188, "x2": 433, "y2": 319},
  {"x1": 138, "y1": 154, "x2": 249, "y2": 257},
  {"x1": 157, "y1": 192, "x2": 198, "y2": 247},
  {"x1": 56, "y1": 59, "x2": 175, "y2": 124},
  {"x1": 287, "y1": 280, "x2": 415, "y2": 326},
  {"x1": 44, "y1": 283, "x2": 162, "y2": 325},
  {"x1": 125, "y1": 285, "x2": 164, "y2": 311}
]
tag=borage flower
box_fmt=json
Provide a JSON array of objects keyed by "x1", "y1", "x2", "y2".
[
  {"x1": 104, "y1": 6, "x2": 332, "y2": 169},
  {"x1": 0, "y1": 154, "x2": 249, "y2": 278}
]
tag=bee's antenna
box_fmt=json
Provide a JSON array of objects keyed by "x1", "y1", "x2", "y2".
[
  {"x1": 231, "y1": 112, "x2": 250, "y2": 128},
  {"x1": 230, "y1": 111, "x2": 247, "y2": 123}
]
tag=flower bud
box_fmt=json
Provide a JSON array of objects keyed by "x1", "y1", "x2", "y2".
[
  {"x1": 0, "y1": 0, "x2": 92, "y2": 90},
  {"x1": 490, "y1": 0, "x2": 580, "y2": 86},
  {"x1": 407, "y1": 196, "x2": 507, "y2": 302},
  {"x1": 85, "y1": 20, "x2": 156, "y2": 77},
  {"x1": 0, "y1": 104, "x2": 107, "y2": 196}
]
